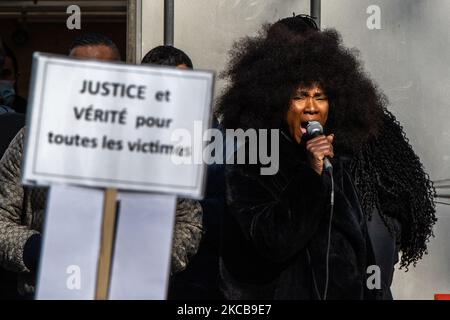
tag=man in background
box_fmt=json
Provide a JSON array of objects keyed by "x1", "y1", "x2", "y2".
[
  {"x1": 141, "y1": 45, "x2": 193, "y2": 69},
  {"x1": 0, "y1": 43, "x2": 27, "y2": 114},
  {"x1": 0, "y1": 36, "x2": 203, "y2": 299},
  {"x1": 0, "y1": 33, "x2": 121, "y2": 299},
  {"x1": 142, "y1": 45, "x2": 226, "y2": 299},
  {"x1": 0, "y1": 42, "x2": 25, "y2": 158}
]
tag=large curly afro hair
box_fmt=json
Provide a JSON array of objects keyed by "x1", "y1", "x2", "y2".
[
  {"x1": 216, "y1": 18, "x2": 436, "y2": 268},
  {"x1": 216, "y1": 22, "x2": 386, "y2": 154}
]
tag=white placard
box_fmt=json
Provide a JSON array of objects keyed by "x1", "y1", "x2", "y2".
[
  {"x1": 23, "y1": 53, "x2": 214, "y2": 198},
  {"x1": 109, "y1": 192, "x2": 177, "y2": 300},
  {"x1": 36, "y1": 184, "x2": 104, "y2": 300}
]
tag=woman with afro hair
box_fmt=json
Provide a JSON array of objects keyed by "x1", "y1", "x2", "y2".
[{"x1": 216, "y1": 15, "x2": 436, "y2": 300}]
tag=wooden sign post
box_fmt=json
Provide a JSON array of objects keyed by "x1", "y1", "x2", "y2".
[{"x1": 95, "y1": 188, "x2": 118, "y2": 300}]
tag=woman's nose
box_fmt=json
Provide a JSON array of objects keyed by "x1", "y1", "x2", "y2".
[{"x1": 304, "y1": 97, "x2": 318, "y2": 113}]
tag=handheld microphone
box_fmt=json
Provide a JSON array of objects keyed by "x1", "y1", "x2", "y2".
[{"x1": 306, "y1": 121, "x2": 333, "y2": 172}]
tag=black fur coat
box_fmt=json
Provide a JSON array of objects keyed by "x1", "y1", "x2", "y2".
[{"x1": 220, "y1": 132, "x2": 380, "y2": 300}]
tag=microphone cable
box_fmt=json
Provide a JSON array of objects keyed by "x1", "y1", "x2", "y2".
[
  {"x1": 307, "y1": 165, "x2": 334, "y2": 300},
  {"x1": 324, "y1": 166, "x2": 334, "y2": 299}
]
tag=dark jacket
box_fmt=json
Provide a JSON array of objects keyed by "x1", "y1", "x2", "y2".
[
  {"x1": 169, "y1": 118, "x2": 226, "y2": 300},
  {"x1": 220, "y1": 132, "x2": 378, "y2": 300},
  {"x1": 0, "y1": 112, "x2": 25, "y2": 158}
]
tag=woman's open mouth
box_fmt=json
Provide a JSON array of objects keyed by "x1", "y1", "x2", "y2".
[{"x1": 300, "y1": 121, "x2": 308, "y2": 134}]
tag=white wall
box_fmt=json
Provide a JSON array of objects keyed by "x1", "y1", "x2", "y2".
[{"x1": 141, "y1": 0, "x2": 310, "y2": 97}]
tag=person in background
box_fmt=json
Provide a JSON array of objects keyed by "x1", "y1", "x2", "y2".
[
  {"x1": 0, "y1": 38, "x2": 25, "y2": 159},
  {"x1": 0, "y1": 43, "x2": 27, "y2": 114},
  {"x1": 142, "y1": 45, "x2": 226, "y2": 299},
  {"x1": 0, "y1": 35, "x2": 202, "y2": 299},
  {"x1": 141, "y1": 45, "x2": 193, "y2": 69},
  {"x1": 0, "y1": 33, "x2": 121, "y2": 299}
]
